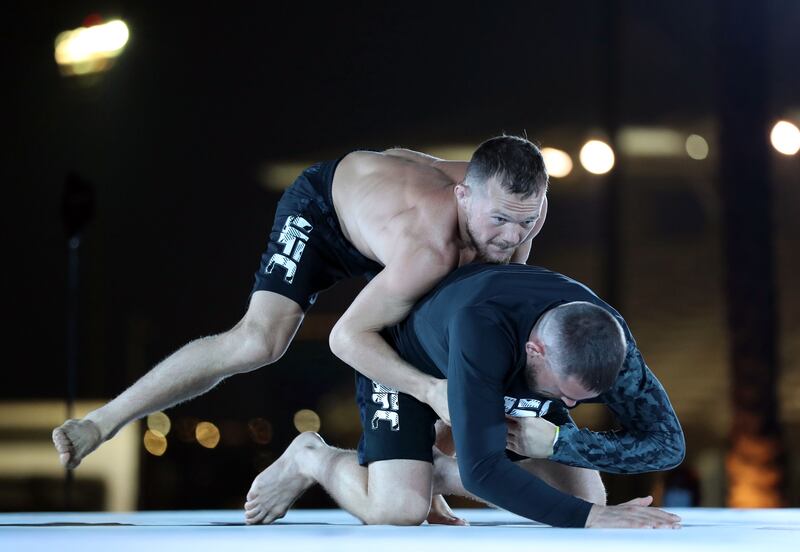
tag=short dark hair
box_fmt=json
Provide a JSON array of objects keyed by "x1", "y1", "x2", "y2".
[
  {"x1": 465, "y1": 135, "x2": 549, "y2": 199},
  {"x1": 544, "y1": 302, "x2": 626, "y2": 394}
]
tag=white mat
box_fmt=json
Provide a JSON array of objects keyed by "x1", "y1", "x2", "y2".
[{"x1": 1, "y1": 508, "x2": 798, "y2": 551}]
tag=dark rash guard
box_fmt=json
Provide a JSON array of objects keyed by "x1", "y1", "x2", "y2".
[{"x1": 386, "y1": 263, "x2": 684, "y2": 528}]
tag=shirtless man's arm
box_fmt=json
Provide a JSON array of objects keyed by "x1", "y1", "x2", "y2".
[
  {"x1": 332, "y1": 148, "x2": 548, "y2": 421},
  {"x1": 329, "y1": 241, "x2": 458, "y2": 423}
]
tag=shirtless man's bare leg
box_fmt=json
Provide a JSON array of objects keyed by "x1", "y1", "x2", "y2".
[
  {"x1": 51, "y1": 138, "x2": 550, "y2": 523},
  {"x1": 245, "y1": 431, "x2": 603, "y2": 527},
  {"x1": 245, "y1": 432, "x2": 435, "y2": 526},
  {"x1": 53, "y1": 291, "x2": 304, "y2": 468}
]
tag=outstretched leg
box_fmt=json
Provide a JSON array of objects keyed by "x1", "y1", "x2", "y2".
[{"x1": 53, "y1": 290, "x2": 304, "y2": 469}]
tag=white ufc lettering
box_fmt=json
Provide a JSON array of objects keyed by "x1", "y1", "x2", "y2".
[
  {"x1": 370, "y1": 381, "x2": 400, "y2": 431},
  {"x1": 371, "y1": 410, "x2": 400, "y2": 431},
  {"x1": 265, "y1": 215, "x2": 313, "y2": 284}
]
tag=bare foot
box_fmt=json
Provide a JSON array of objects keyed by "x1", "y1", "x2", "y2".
[
  {"x1": 52, "y1": 419, "x2": 103, "y2": 469},
  {"x1": 427, "y1": 494, "x2": 468, "y2": 526},
  {"x1": 244, "y1": 432, "x2": 323, "y2": 525}
]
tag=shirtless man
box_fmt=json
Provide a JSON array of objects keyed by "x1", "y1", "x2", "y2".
[{"x1": 51, "y1": 135, "x2": 549, "y2": 521}]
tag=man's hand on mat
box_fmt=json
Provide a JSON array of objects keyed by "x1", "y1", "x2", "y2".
[
  {"x1": 425, "y1": 378, "x2": 450, "y2": 425},
  {"x1": 505, "y1": 416, "x2": 557, "y2": 458},
  {"x1": 585, "y1": 496, "x2": 682, "y2": 529}
]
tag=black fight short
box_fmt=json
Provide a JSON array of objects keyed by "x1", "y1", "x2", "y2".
[
  {"x1": 355, "y1": 373, "x2": 575, "y2": 466},
  {"x1": 355, "y1": 372, "x2": 439, "y2": 466},
  {"x1": 251, "y1": 156, "x2": 383, "y2": 311}
]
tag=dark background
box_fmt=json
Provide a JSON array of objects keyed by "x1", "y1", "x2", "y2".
[{"x1": 3, "y1": 1, "x2": 799, "y2": 512}]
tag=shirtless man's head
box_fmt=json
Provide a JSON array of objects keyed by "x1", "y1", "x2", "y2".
[
  {"x1": 523, "y1": 301, "x2": 626, "y2": 407},
  {"x1": 455, "y1": 136, "x2": 549, "y2": 264}
]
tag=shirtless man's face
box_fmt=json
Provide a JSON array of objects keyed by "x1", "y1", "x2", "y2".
[{"x1": 458, "y1": 176, "x2": 546, "y2": 264}]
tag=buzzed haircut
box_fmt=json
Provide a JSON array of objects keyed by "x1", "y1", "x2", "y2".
[
  {"x1": 543, "y1": 302, "x2": 626, "y2": 394},
  {"x1": 466, "y1": 135, "x2": 549, "y2": 199}
]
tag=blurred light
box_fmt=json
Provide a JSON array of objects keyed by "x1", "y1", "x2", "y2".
[
  {"x1": 579, "y1": 140, "x2": 615, "y2": 175},
  {"x1": 259, "y1": 146, "x2": 479, "y2": 192},
  {"x1": 770, "y1": 121, "x2": 800, "y2": 155},
  {"x1": 248, "y1": 417, "x2": 273, "y2": 445},
  {"x1": 0, "y1": 400, "x2": 140, "y2": 511},
  {"x1": 83, "y1": 13, "x2": 104, "y2": 27},
  {"x1": 685, "y1": 134, "x2": 709, "y2": 160},
  {"x1": 618, "y1": 127, "x2": 684, "y2": 157},
  {"x1": 54, "y1": 18, "x2": 129, "y2": 76},
  {"x1": 259, "y1": 162, "x2": 313, "y2": 191},
  {"x1": 195, "y1": 421, "x2": 220, "y2": 449},
  {"x1": 727, "y1": 434, "x2": 783, "y2": 507},
  {"x1": 293, "y1": 409, "x2": 321, "y2": 433},
  {"x1": 319, "y1": 392, "x2": 361, "y2": 434},
  {"x1": 146, "y1": 411, "x2": 171, "y2": 436},
  {"x1": 143, "y1": 429, "x2": 167, "y2": 456},
  {"x1": 540, "y1": 148, "x2": 573, "y2": 178}
]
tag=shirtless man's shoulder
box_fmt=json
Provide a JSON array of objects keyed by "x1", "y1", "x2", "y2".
[{"x1": 332, "y1": 149, "x2": 466, "y2": 268}]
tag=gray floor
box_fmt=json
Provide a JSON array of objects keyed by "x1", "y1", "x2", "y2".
[{"x1": 1, "y1": 508, "x2": 799, "y2": 551}]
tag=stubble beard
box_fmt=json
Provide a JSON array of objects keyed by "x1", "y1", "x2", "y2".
[{"x1": 465, "y1": 218, "x2": 513, "y2": 265}]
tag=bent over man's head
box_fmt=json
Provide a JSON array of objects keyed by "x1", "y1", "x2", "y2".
[{"x1": 525, "y1": 301, "x2": 626, "y2": 405}]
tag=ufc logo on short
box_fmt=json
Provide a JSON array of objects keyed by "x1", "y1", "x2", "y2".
[
  {"x1": 371, "y1": 382, "x2": 400, "y2": 431},
  {"x1": 266, "y1": 216, "x2": 313, "y2": 284}
]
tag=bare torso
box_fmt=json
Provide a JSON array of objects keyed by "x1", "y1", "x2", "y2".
[
  {"x1": 325, "y1": 147, "x2": 542, "y2": 429},
  {"x1": 331, "y1": 151, "x2": 468, "y2": 267}
]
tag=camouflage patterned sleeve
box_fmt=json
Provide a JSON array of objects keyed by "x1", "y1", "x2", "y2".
[{"x1": 548, "y1": 339, "x2": 685, "y2": 474}]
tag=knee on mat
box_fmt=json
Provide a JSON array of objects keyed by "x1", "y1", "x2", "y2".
[{"x1": 364, "y1": 499, "x2": 429, "y2": 526}]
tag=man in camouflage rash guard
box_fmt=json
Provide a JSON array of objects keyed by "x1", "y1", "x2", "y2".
[
  {"x1": 548, "y1": 333, "x2": 683, "y2": 473},
  {"x1": 367, "y1": 261, "x2": 685, "y2": 527}
]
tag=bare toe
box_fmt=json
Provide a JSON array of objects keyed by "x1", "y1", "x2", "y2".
[
  {"x1": 51, "y1": 419, "x2": 103, "y2": 469},
  {"x1": 241, "y1": 432, "x2": 323, "y2": 524}
]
